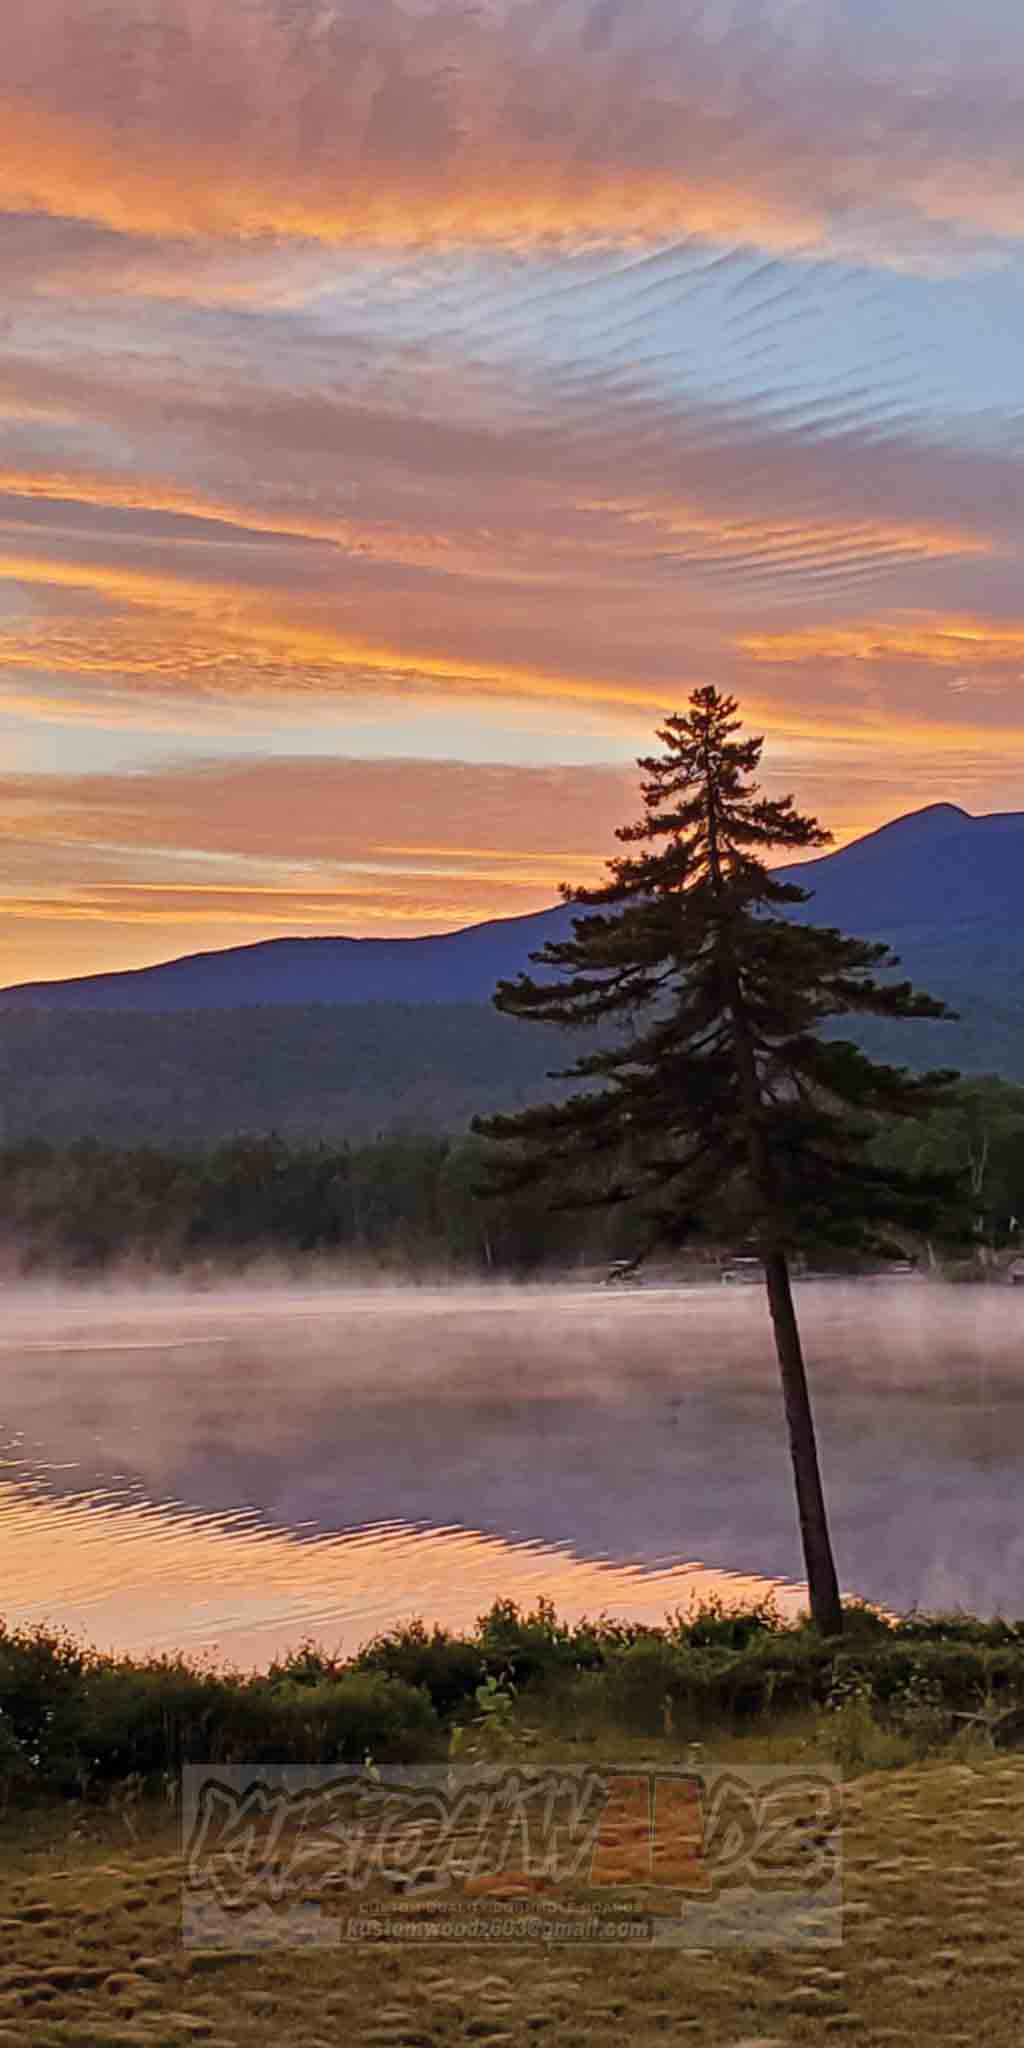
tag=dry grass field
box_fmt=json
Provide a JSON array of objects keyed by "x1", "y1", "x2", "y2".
[{"x1": 2, "y1": 1736, "x2": 1023, "y2": 2047}]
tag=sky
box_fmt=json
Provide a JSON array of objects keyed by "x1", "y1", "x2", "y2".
[{"x1": 2, "y1": 0, "x2": 1023, "y2": 983}]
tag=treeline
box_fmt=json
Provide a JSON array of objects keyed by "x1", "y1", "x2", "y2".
[
  {"x1": 0, "y1": 1076, "x2": 1020, "y2": 1276},
  {"x1": 0, "y1": 1132, "x2": 624, "y2": 1275},
  {"x1": 869, "y1": 1073, "x2": 1024, "y2": 1248}
]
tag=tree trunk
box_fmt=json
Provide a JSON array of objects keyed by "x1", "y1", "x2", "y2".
[
  {"x1": 762, "y1": 1248, "x2": 844, "y2": 1636},
  {"x1": 699, "y1": 768, "x2": 843, "y2": 1636}
]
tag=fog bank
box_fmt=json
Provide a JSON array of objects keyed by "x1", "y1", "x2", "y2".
[{"x1": 0, "y1": 1279, "x2": 1021, "y2": 1656}]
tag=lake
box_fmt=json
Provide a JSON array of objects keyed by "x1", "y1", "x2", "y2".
[{"x1": 1, "y1": 1278, "x2": 1021, "y2": 1663}]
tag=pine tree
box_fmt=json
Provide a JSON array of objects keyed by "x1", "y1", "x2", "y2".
[{"x1": 474, "y1": 687, "x2": 962, "y2": 1636}]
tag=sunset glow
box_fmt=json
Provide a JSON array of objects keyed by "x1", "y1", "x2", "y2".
[{"x1": 2, "y1": 0, "x2": 1023, "y2": 981}]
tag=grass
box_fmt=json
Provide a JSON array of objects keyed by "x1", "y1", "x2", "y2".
[
  {"x1": 1, "y1": 1730, "x2": 1023, "y2": 2045},
  {"x1": 3, "y1": 1601, "x2": 1024, "y2": 2042}
]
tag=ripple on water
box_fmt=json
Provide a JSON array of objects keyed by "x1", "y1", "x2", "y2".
[
  {"x1": 0, "y1": 1278, "x2": 1021, "y2": 1656},
  {"x1": 0, "y1": 1470, "x2": 802, "y2": 1663}
]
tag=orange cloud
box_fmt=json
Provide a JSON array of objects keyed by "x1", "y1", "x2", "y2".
[
  {"x1": 0, "y1": 548, "x2": 681, "y2": 714},
  {"x1": 2, "y1": 0, "x2": 1023, "y2": 270},
  {"x1": 0, "y1": 96, "x2": 822, "y2": 256},
  {"x1": 1, "y1": 603, "x2": 1020, "y2": 774},
  {"x1": 741, "y1": 615, "x2": 1024, "y2": 670},
  {"x1": 1, "y1": 469, "x2": 992, "y2": 579},
  {"x1": 1, "y1": 313, "x2": 1021, "y2": 903},
  {"x1": 0, "y1": 448, "x2": 1005, "y2": 741},
  {"x1": 577, "y1": 496, "x2": 991, "y2": 575},
  {"x1": 0, "y1": 469, "x2": 461, "y2": 573},
  {"x1": 0, "y1": 739, "x2": 1021, "y2": 986},
  {"x1": 0, "y1": 884, "x2": 535, "y2": 927},
  {"x1": 0, "y1": 757, "x2": 633, "y2": 876}
]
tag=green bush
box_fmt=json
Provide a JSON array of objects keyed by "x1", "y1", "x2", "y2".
[
  {"x1": 889, "y1": 1611, "x2": 1024, "y2": 1647},
  {"x1": 475, "y1": 1599, "x2": 597, "y2": 1687},
  {"x1": 0, "y1": 1709, "x2": 30, "y2": 1795},
  {"x1": 73, "y1": 1660, "x2": 224, "y2": 1784},
  {"x1": 353, "y1": 1621, "x2": 484, "y2": 1716},
  {"x1": 672, "y1": 1594, "x2": 784, "y2": 1650},
  {"x1": 0, "y1": 1621, "x2": 91, "y2": 1779},
  {"x1": 0, "y1": 1629, "x2": 442, "y2": 1800},
  {"x1": 603, "y1": 1639, "x2": 690, "y2": 1735},
  {"x1": 216, "y1": 1673, "x2": 441, "y2": 1767},
  {"x1": 831, "y1": 1640, "x2": 1024, "y2": 1712},
  {"x1": 6, "y1": 1602, "x2": 1024, "y2": 1809}
]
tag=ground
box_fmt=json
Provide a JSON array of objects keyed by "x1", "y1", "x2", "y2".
[{"x1": 2, "y1": 1744, "x2": 1023, "y2": 2047}]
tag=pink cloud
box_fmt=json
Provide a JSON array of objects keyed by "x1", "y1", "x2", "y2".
[{"x1": 2, "y1": 1, "x2": 1023, "y2": 266}]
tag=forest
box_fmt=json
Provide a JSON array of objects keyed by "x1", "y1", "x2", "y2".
[
  {"x1": 0, "y1": 1075, "x2": 1020, "y2": 1276},
  {"x1": 0, "y1": 1001, "x2": 567, "y2": 1147},
  {"x1": 0, "y1": 984, "x2": 1022, "y2": 1154}
]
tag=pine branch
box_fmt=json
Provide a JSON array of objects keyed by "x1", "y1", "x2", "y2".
[{"x1": 479, "y1": 686, "x2": 962, "y2": 1259}]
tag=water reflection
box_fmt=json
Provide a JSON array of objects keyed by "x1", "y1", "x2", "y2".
[
  {"x1": 0, "y1": 1474, "x2": 801, "y2": 1665},
  {"x1": 0, "y1": 1281, "x2": 1021, "y2": 1661}
]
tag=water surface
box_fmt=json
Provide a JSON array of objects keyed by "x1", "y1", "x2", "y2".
[{"x1": 1, "y1": 1280, "x2": 1021, "y2": 1662}]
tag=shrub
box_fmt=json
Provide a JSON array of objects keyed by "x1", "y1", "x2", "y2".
[
  {"x1": 5, "y1": 1602, "x2": 1024, "y2": 1809},
  {"x1": 833, "y1": 1641, "x2": 1024, "y2": 1713},
  {"x1": 823, "y1": 1671, "x2": 882, "y2": 1770},
  {"x1": 0, "y1": 1709, "x2": 30, "y2": 1799},
  {"x1": 267, "y1": 1639, "x2": 347, "y2": 1686},
  {"x1": 353, "y1": 1621, "x2": 484, "y2": 1716},
  {"x1": 885, "y1": 1670, "x2": 951, "y2": 1755},
  {"x1": 672, "y1": 1594, "x2": 784, "y2": 1650},
  {"x1": 73, "y1": 1659, "x2": 224, "y2": 1785},
  {"x1": 709, "y1": 1632, "x2": 833, "y2": 1719},
  {"x1": 603, "y1": 1640, "x2": 694, "y2": 1735},
  {"x1": 475, "y1": 1599, "x2": 588, "y2": 1688},
  {"x1": 0, "y1": 1621, "x2": 91, "y2": 1779},
  {"x1": 890, "y1": 1611, "x2": 1024, "y2": 1647},
  {"x1": 218, "y1": 1673, "x2": 441, "y2": 1767},
  {"x1": 0, "y1": 1629, "x2": 443, "y2": 1801}
]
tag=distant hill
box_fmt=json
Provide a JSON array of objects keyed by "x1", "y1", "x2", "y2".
[
  {"x1": 0, "y1": 803, "x2": 1019, "y2": 1144},
  {"x1": 778, "y1": 804, "x2": 1024, "y2": 1079},
  {"x1": 0, "y1": 1003, "x2": 572, "y2": 1147},
  {"x1": 0, "y1": 906, "x2": 576, "y2": 1012},
  {"x1": 0, "y1": 801, "x2": 1019, "y2": 1021}
]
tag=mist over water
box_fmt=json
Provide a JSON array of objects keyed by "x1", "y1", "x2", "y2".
[{"x1": 1, "y1": 1278, "x2": 1022, "y2": 1661}]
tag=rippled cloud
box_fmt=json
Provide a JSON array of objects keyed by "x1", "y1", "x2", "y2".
[{"x1": 1, "y1": 0, "x2": 1022, "y2": 977}]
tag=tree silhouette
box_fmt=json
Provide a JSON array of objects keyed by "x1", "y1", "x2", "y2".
[{"x1": 474, "y1": 688, "x2": 961, "y2": 1634}]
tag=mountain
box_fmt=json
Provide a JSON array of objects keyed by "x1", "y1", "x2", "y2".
[
  {"x1": 0, "y1": 803, "x2": 1018, "y2": 1145},
  {"x1": 782, "y1": 802, "x2": 1022, "y2": 932},
  {"x1": 0, "y1": 906, "x2": 577, "y2": 1012},
  {"x1": 778, "y1": 804, "x2": 1024, "y2": 1078},
  {"x1": 1, "y1": 802, "x2": 1020, "y2": 1017},
  {"x1": 0, "y1": 1002, "x2": 569, "y2": 1147}
]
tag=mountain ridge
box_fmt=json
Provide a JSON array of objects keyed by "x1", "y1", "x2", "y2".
[
  {"x1": 0, "y1": 800, "x2": 1019, "y2": 1144},
  {"x1": 1, "y1": 801, "x2": 1020, "y2": 1015}
]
